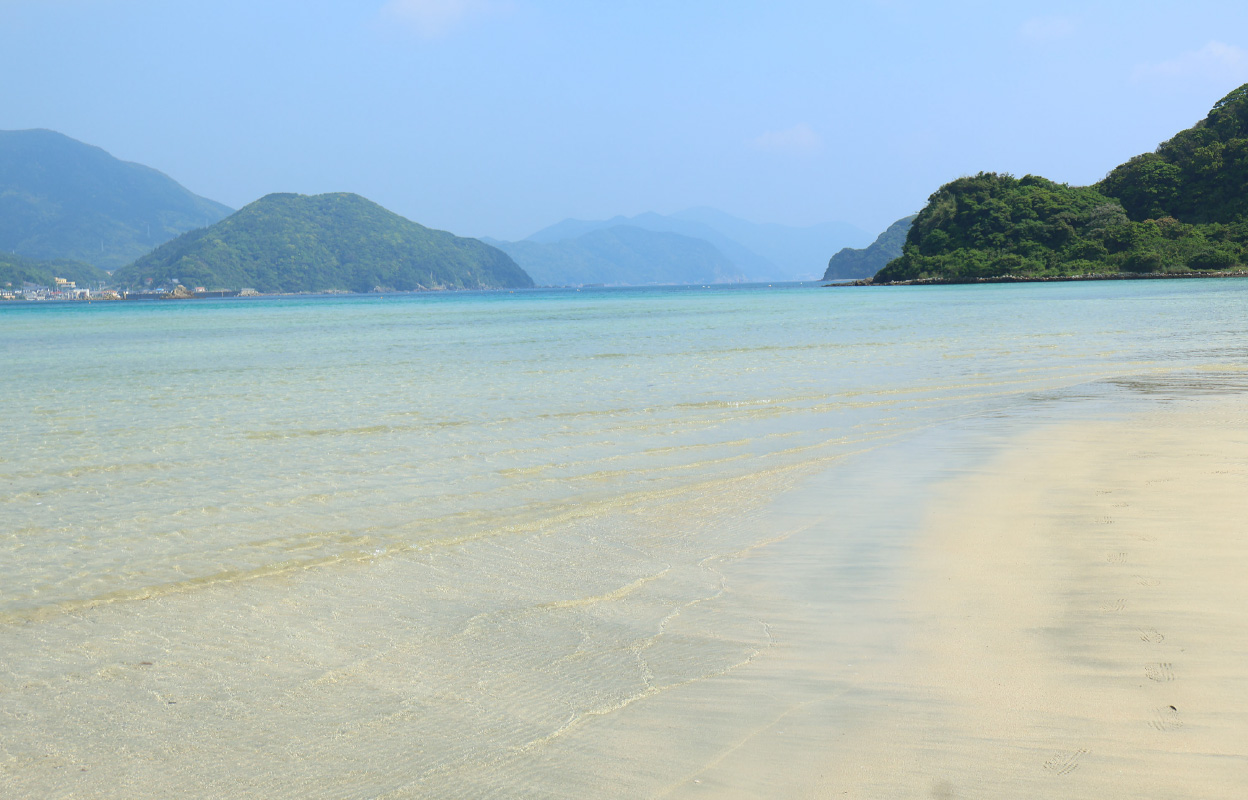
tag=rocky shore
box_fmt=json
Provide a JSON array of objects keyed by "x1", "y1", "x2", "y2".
[{"x1": 829, "y1": 270, "x2": 1248, "y2": 287}]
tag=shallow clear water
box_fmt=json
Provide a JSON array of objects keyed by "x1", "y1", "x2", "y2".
[{"x1": 3, "y1": 280, "x2": 1248, "y2": 796}]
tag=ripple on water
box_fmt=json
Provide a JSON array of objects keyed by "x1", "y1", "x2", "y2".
[{"x1": 5, "y1": 282, "x2": 1248, "y2": 795}]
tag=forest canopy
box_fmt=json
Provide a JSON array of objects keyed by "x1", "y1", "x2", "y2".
[{"x1": 875, "y1": 84, "x2": 1248, "y2": 283}]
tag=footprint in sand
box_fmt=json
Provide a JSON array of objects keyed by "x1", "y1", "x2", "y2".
[
  {"x1": 1150, "y1": 706, "x2": 1182, "y2": 731},
  {"x1": 1106, "y1": 552, "x2": 1129, "y2": 564},
  {"x1": 1096, "y1": 516, "x2": 1116, "y2": 525},
  {"x1": 1145, "y1": 663, "x2": 1176, "y2": 682},
  {"x1": 1134, "y1": 576, "x2": 1161, "y2": 587},
  {"x1": 1138, "y1": 628, "x2": 1165, "y2": 644},
  {"x1": 1042, "y1": 748, "x2": 1089, "y2": 776},
  {"x1": 1099, "y1": 598, "x2": 1126, "y2": 613}
]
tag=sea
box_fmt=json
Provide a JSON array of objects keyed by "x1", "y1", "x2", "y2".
[{"x1": 3, "y1": 279, "x2": 1248, "y2": 797}]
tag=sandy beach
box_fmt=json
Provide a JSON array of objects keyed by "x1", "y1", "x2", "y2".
[
  {"x1": 7, "y1": 287, "x2": 1248, "y2": 798},
  {"x1": 667, "y1": 398, "x2": 1248, "y2": 798}
]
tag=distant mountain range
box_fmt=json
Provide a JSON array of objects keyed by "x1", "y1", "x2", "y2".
[
  {"x1": 669, "y1": 207, "x2": 870, "y2": 280},
  {"x1": 113, "y1": 193, "x2": 533, "y2": 293},
  {"x1": 0, "y1": 127, "x2": 878, "y2": 294},
  {"x1": 823, "y1": 215, "x2": 916, "y2": 281},
  {"x1": 0, "y1": 129, "x2": 232, "y2": 269},
  {"x1": 485, "y1": 226, "x2": 743, "y2": 286},
  {"x1": 500, "y1": 209, "x2": 870, "y2": 285}
]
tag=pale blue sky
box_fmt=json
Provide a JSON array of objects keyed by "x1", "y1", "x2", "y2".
[{"x1": 4, "y1": 0, "x2": 1248, "y2": 239}]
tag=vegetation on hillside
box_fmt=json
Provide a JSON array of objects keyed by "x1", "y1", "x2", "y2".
[
  {"x1": 1101, "y1": 84, "x2": 1248, "y2": 223},
  {"x1": 111, "y1": 193, "x2": 533, "y2": 293},
  {"x1": 0, "y1": 252, "x2": 110, "y2": 290},
  {"x1": 0, "y1": 129, "x2": 232, "y2": 269},
  {"x1": 823, "y1": 215, "x2": 915, "y2": 280},
  {"x1": 875, "y1": 84, "x2": 1248, "y2": 283}
]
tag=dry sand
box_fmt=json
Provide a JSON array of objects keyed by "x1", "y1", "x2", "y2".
[
  {"x1": 818, "y1": 400, "x2": 1248, "y2": 797},
  {"x1": 653, "y1": 399, "x2": 1248, "y2": 798}
]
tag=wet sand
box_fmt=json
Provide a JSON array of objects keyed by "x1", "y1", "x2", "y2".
[
  {"x1": 660, "y1": 399, "x2": 1248, "y2": 798},
  {"x1": 9, "y1": 287, "x2": 1248, "y2": 797},
  {"x1": 7, "y1": 399, "x2": 1245, "y2": 798}
]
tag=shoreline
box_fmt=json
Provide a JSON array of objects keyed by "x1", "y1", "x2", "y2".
[
  {"x1": 788, "y1": 398, "x2": 1248, "y2": 796},
  {"x1": 6, "y1": 284, "x2": 1248, "y2": 797},
  {"x1": 829, "y1": 269, "x2": 1248, "y2": 287},
  {"x1": 598, "y1": 396, "x2": 1248, "y2": 798},
  {"x1": 861, "y1": 399, "x2": 1248, "y2": 796}
]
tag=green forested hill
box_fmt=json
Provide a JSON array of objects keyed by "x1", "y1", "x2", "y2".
[
  {"x1": 823, "y1": 215, "x2": 915, "y2": 280},
  {"x1": 875, "y1": 85, "x2": 1248, "y2": 283},
  {"x1": 111, "y1": 193, "x2": 534, "y2": 293},
  {"x1": 1101, "y1": 84, "x2": 1248, "y2": 223},
  {"x1": 0, "y1": 129, "x2": 232, "y2": 269},
  {"x1": 0, "y1": 252, "x2": 109, "y2": 290}
]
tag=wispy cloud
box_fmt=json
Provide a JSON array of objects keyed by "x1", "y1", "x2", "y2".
[
  {"x1": 379, "y1": 0, "x2": 506, "y2": 39},
  {"x1": 1134, "y1": 41, "x2": 1248, "y2": 85},
  {"x1": 1019, "y1": 15, "x2": 1076, "y2": 43},
  {"x1": 750, "y1": 124, "x2": 821, "y2": 156}
]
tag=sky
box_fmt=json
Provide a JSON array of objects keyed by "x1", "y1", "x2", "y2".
[{"x1": 4, "y1": 0, "x2": 1248, "y2": 240}]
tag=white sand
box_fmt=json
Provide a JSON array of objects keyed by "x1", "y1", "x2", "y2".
[
  {"x1": 7, "y1": 399, "x2": 1246, "y2": 798},
  {"x1": 675, "y1": 400, "x2": 1248, "y2": 798}
]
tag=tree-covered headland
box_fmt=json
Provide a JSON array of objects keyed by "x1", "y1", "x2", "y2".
[{"x1": 874, "y1": 84, "x2": 1248, "y2": 283}]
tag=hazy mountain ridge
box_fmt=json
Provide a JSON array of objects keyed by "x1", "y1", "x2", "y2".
[
  {"x1": 823, "y1": 215, "x2": 916, "y2": 280},
  {"x1": 112, "y1": 192, "x2": 533, "y2": 293},
  {"x1": 0, "y1": 129, "x2": 232, "y2": 269},
  {"x1": 671, "y1": 207, "x2": 870, "y2": 280},
  {"x1": 486, "y1": 226, "x2": 744, "y2": 286},
  {"x1": 526, "y1": 212, "x2": 776, "y2": 281},
  {"x1": 523, "y1": 209, "x2": 868, "y2": 282},
  {"x1": 0, "y1": 128, "x2": 870, "y2": 290}
]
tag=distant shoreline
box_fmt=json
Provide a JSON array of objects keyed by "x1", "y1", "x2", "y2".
[
  {"x1": 830, "y1": 270, "x2": 1248, "y2": 287},
  {"x1": 2, "y1": 282, "x2": 821, "y2": 305}
]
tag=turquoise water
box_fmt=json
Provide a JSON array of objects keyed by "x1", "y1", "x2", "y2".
[{"x1": 3, "y1": 280, "x2": 1248, "y2": 796}]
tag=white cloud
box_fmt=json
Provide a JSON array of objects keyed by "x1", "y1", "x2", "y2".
[
  {"x1": 1019, "y1": 15, "x2": 1076, "y2": 43},
  {"x1": 380, "y1": 0, "x2": 504, "y2": 39},
  {"x1": 1134, "y1": 41, "x2": 1248, "y2": 85},
  {"x1": 750, "y1": 124, "x2": 821, "y2": 156}
]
